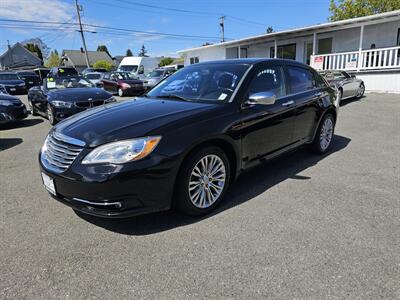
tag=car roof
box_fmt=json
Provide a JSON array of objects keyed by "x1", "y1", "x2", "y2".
[{"x1": 195, "y1": 58, "x2": 310, "y2": 67}]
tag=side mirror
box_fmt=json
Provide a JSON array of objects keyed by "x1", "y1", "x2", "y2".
[{"x1": 246, "y1": 91, "x2": 276, "y2": 106}]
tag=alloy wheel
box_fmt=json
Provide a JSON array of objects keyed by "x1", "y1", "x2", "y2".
[
  {"x1": 357, "y1": 84, "x2": 365, "y2": 97},
  {"x1": 319, "y1": 118, "x2": 333, "y2": 151},
  {"x1": 47, "y1": 106, "x2": 54, "y2": 124},
  {"x1": 188, "y1": 154, "x2": 226, "y2": 209}
]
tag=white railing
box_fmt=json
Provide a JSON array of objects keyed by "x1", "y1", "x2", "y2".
[{"x1": 310, "y1": 46, "x2": 400, "y2": 71}]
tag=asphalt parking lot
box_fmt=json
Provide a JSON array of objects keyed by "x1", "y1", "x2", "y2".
[{"x1": 1, "y1": 93, "x2": 399, "y2": 299}]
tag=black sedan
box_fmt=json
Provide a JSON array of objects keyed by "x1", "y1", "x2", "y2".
[
  {"x1": 28, "y1": 76, "x2": 116, "y2": 125},
  {"x1": 0, "y1": 93, "x2": 28, "y2": 125},
  {"x1": 16, "y1": 71, "x2": 41, "y2": 89},
  {"x1": 39, "y1": 59, "x2": 338, "y2": 218},
  {"x1": 101, "y1": 71, "x2": 146, "y2": 96},
  {"x1": 319, "y1": 70, "x2": 365, "y2": 102},
  {"x1": 0, "y1": 72, "x2": 27, "y2": 94}
]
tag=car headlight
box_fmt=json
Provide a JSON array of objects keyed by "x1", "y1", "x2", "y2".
[
  {"x1": 82, "y1": 136, "x2": 161, "y2": 164},
  {"x1": 104, "y1": 96, "x2": 117, "y2": 103},
  {"x1": 18, "y1": 83, "x2": 26, "y2": 87},
  {"x1": 52, "y1": 100, "x2": 73, "y2": 108},
  {"x1": 0, "y1": 100, "x2": 13, "y2": 106}
]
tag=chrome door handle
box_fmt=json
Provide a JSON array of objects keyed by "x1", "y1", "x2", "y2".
[{"x1": 282, "y1": 100, "x2": 294, "y2": 107}]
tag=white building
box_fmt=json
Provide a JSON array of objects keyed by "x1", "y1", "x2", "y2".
[{"x1": 178, "y1": 11, "x2": 400, "y2": 93}]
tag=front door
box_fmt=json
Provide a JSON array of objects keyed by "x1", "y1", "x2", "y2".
[{"x1": 240, "y1": 63, "x2": 296, "y2": 164}]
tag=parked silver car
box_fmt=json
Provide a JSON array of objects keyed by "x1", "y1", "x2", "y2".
[
  {"x1": 144, "y1": 68, "x2": 176, "y2": 89},
  {"x1": 319, "y1": 70, "x2": 365, "y2": 102},
  {"x1": 84, "y1": 72, "x2": 103, "y2": 87}
]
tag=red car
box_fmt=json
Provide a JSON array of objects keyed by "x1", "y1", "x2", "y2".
[{"x1": 101, "y1": 71, "x2": 146, "y2": 97}]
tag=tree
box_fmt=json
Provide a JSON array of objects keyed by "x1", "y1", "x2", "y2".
[
  {"x1": 93, "y1": 60, "x2": 113, "y2": 71},
  {"x1": 45, "y1": 50, "x2": 60, "y2": 68},
  {"x1": 97, "y1": 45, "x2": 112, "y2": 58},
  {"x1": 24, "y1": 43, "x2": 43, "y2": 61},
  {"x1": 138, "y1": 44, "x2": 148, "y2": 57},
  {"x1": 266, "y1": 26, "x2": 274, "y2": 33},
  {"x1": 22, "y1": 38, "x2": 50, "y2": 58},
  {"x1": 159, "y1": 57, "x2": 174, "y2": 67},
  {"x1": 126, "y1": 49, "x2": 133, "y2": 57},
  {"x1": 329, "y1": 0, "x2": 400, "y2": 21}
]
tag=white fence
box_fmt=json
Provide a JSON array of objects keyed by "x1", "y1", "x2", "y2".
[{"x1": 310, "y1": 46, "x2": 400, "y2": 71}]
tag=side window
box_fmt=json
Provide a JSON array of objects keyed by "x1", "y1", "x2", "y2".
[
  {"x1": 247, "y1": 66, "x2": 286, "y2": 98},
  {"x1": 313, "y1": 71, "x2": 328, "y2": 88},
  {"x1": 103, "y1": 73, "x2": 110, "y2": 79},
  {"x1": 190, "y1": 57, "x2": 199, "y2": 64},
  {"x1": 287, "y1": 66, "x2": 316, "y2": 94}
]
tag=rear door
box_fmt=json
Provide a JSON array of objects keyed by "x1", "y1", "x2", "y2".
[
  {"x1": 286, "y1": 65, "x2": 322, "y2": 142},
  {"x1": 240, "y1": 63, "x2": 297, "y2": 162}
]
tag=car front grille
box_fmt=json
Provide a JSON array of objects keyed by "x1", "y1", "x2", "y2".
[
  {"x1": 41, "y1": 132, "x2": 85, "y2": 173},
  {"x1": 75, "y1": 100, "x2": 105, "y2": 108}
]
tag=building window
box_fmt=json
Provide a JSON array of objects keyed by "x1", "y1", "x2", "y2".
[
  {"x1": 318, "y1": 38, "x2": 332, "y2": 54},
  {"x1": 397, "y1": 28, "x2": 400, "y2": 46},
  {"x1": 190, "y1": 57, "x2": 199, "y2": 64},
  {"x1": 304, "y1": 41, "x2": 313, "y2": 65},
  {"x1": 270, "y1": 43, "x2": 296, "y2": 60}
]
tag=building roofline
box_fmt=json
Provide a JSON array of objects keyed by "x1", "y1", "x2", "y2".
[
  {"x1": 177, "y1": 10, "x2": 400, "y2": 53},
  {"x1": 0, "y1": 42, "x2": 43, "y2": 62}
]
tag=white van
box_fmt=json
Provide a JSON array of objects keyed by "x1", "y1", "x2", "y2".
[{"x1": 117, "y1": 57, "x2": 161, "y2": 79}]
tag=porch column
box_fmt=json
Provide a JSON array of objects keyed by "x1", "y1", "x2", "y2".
[
  {"x1": 238, "y1": 46, "x2": 241, "y2": 58},
  {"x1": 357, "y1": 25, "x2": 364, "y2": 71},
  {"x1": 312, "y1": 32, "x2": 317, "y2": 55},
  {"x1": 274, "y1": 40, "x2": 277, "y2": 58}
]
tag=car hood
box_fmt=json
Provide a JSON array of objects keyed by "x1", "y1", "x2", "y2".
[
  {"x1": 48, "y1": 88, "x2": 112, "y2": 102},
  {"x1": 0, "y1": 93, "x2": 21, "y2": 102},
  {"x1": 0, "y1": 80, "x2": 25, "y2": 86},
  {"x1": 54, "y1": 97, "x2": 218, "y2": 147}
]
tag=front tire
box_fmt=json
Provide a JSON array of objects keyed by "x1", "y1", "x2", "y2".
[
  {"x1": 47, "y1": 104, "x2": 57, "y2": 125},
  {"x1": 118, "y1": 88, "x2": 124, "y2": 97},
  {"x1": 311, "y1": 114, "x2": 335, "y2": 154},
  {"x1": 356, "y1": 83, "x2": 365, "y2": 98},
  {"x1": 28, "y1": 98, "x2": 38, "y2": 116},
  {"x1": 174, "y1": 146, "x2": 231, "y2": 216}
]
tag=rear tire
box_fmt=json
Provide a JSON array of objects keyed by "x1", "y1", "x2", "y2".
[
  {"x1": 174, "y1": 146, "x2": 231, "y2": 216},
  {"x1": 337, "y1": 88, "x2": 343, "y2": 104},
  {"x1": 118, "y1": 88, "x2": 124, "y2": 97},
  {"x1": 311, "y1": 113, "x2": 335, "y2": 154}
]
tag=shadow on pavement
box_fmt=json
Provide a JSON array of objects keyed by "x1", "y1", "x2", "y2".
[
  {"x1": 340, "y1": 95, "x2": 364, "y2": 107},
  {"x1": 0, "y1": 138, "x2": 23, "y2": 151},
  {"x1": 0, "y1": 118, "x2": 43, "y2": 131},
  {"x1": 77, "y1": 135, "x2": 351, "y2": 236}
]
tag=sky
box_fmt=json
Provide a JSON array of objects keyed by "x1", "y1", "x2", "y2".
[{"x1": 0, "y1": 0, "x2": 331, "y2": 58}]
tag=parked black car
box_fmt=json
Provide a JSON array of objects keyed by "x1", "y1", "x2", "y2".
[
  {"x1": 16, "y1": 71, "x2": 41, "y2": 89},
  {"x1": 101, "y1": 71, "x2": 146, "y2": 96},
  {"x1": 319, "y1": 70, "x2": 364, "y2": 102},
  {"x1": 0, "y1": 72, "x2": 26, "y2": 94},
  {"x1": 48, "y1": 67, "x2": 78, "y2": 78},
  {"x1": 0, "y1": 93, "x2": 28, "y2": 125},
  {"x1": 28, "y1": 76, "x2": 116, "y2": 125},
  {"x1": 39, "y1": 59, "x2": 338, "y2": 218}
]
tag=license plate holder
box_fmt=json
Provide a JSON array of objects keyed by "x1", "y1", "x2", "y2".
[{"x1": 42, "y1": 172, "x2": 56, "y2": 195}]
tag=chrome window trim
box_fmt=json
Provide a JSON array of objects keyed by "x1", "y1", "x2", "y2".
[{"x1": 72, "y1": 198, "x2": 122, "y2": 208}]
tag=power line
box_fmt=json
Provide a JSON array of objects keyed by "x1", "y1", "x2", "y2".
[{"x1": 0, "y1": 18, "x2": 224, "y2": 41}]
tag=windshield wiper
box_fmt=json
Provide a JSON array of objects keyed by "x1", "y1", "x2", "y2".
[{"x1": 155, "y1": 94, "x2": 191, "y2": 101}]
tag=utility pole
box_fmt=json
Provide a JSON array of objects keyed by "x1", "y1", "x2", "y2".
[
  {"x1": 75, "y1": 0, "x2": 90, "y2": 68},
  {"x1": 219, "y1": 16, "x2": 225, "y2": 43}
]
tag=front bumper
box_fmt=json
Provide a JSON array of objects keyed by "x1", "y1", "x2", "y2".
[
  {"x1": 39, "y1": 151, "x2": 180, "y2": 218},
  {"x1": 122, "y1": 86, "x2": 146, "y2": 96},
  {"x1": 0, "y1": 104, "x2": 28, "y2": 124}
]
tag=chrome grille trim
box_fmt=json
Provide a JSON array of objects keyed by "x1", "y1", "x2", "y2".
[{"x1": 41, "y1": 132, "x2": 85, "y2": 173}]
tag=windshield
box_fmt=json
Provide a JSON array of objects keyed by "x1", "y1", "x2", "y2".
[
  {"x1": 56, "y1": 68, "x2": 78, "y2": 76},
  {"x1": 320, "y1": 71, "x2": 347, "y2": 80},
  {"x1": 147, "y1": 70, "x2": 164, "y2": 78},
  {"x1": 46, "y1": 76, "x2": 94, "y2": 90},
  {"x1": 147, "y1": 63, "x2": 250, "y2": 102},
  {"x1": 112, "y1": 72, "x2": 137, "y2": 80},
  {"x1": 86, "y1": 73, "x2": 102, "y2": 79},
  {"x1": 0, "y1": 73, "x2": 20, "y2": 80},
  {"x1": 119, "y1": 65, "x2": 138, "y2": 73},
  {"x1": 17, "y1": 72, "x2": 37, "y2": 77}
]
